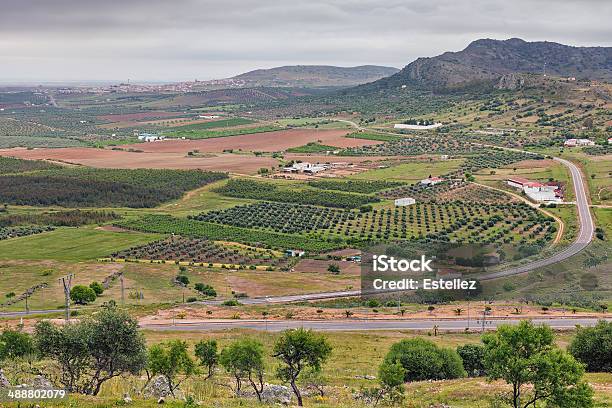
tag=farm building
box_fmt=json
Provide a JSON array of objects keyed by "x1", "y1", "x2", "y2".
[
  {"x1": 137, "y1": 133, "x2": 164, "y2": 142},
  {"x1": 507, "y1": 177, "x2": 563, "y2": 203},
  {"x1": 394, "y1": 197, "x2": 416, "y2": 206},
  {"x1": 198, "y1": 115, "x2": 220, "y2": 119},
  {"x1": 285, "y1": 249, "x2": 305, "y2": 257},
  {"x1": 564, "y1": 138, "x2": 595, "y2": 147},
  {"x1": 394, "y1": 123, "x2": 443, "y2": 130},
  {"x1": 283, "y1": 162, "x2": 329, "y2": 174},
  {"x1": 420, "y1": 177, "x2": 444, "y2": 186}
]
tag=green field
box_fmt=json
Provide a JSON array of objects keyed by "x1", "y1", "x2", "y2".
[
  {"x1": 348, "y1": 159, "x2": 465, "y2": 181},
  {"x1": 163, "y1": 125, "x2": 280, "y2": 140},
  {"x1": 0, "y1": 227, "x2": 163, "y2": 262}
]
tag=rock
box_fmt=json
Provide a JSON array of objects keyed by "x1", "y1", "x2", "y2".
[
  {"x1": 123, "y1": 393, "x2": 133, "y2": 404},
  {"x1": 364, "y1": 375, "x2": 376, "y2": 380},
  {"x1": 0, "y1": 369, "x2": 10, "y2": 388},
  {"x1": 143, "y1": 375, "x2": 172, "y2": 398},
  {"x1": 261, "y1": 384, "x2": 292, "y2": 405},
  {"x1": 30, "y1": 375, "x2": 53, "y2": 389},
  {"x1": 157, "y1": 397, "x2": 165, "y2": 404},
  {"x1": 496, "y1": 73, "x2": 525, "y2": 90}
]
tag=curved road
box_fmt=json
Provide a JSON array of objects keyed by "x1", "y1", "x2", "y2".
[{"x1": 478, "y1": 156, "x2": 594, "y2": 280}]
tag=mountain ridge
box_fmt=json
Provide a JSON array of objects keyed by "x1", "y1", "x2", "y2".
[{"x1": 352, "y1": 38, "x2": 612, "y2": 93}]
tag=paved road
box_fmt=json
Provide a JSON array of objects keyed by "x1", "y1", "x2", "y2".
[
  {"x1": 478, "y1": 156, "x2": 594, "y2": 280},
  {"x1": 142, "y1": 317, "x2": 611, "y2": 332}
]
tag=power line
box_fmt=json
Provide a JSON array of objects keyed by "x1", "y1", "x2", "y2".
[{"x1": 58, "y1": 274, "x2": 74, "y2": 323}]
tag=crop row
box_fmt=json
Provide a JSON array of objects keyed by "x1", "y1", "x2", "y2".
[
  {"x1": 0, "y1": 168, "x2": 227, "y2": 208},
  {"x1": 214, "y1": 179, "x2": 379, "y2": 209},
  {"x1": 111, "y1": 236, "x2": 283, "y2": 266},
  {"x1": 308, "y1": 179, "x2": 404, "y2": 194},
  {"x1": 115, "y1": 214, "x2": 343, "y2": 252},
  {"x1": 0, "y1": 225, "x2": 54, "y2": 241},
  {"x1": 192, "y1": 201, "x2": 555, "y2": 246}
]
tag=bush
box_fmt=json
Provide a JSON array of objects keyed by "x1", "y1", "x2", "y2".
[
  {"x1": 0, "y1": 329, "x2": 35, "y2": 360},
  {"x1": 175, "y1": 275, "x2": 189, "y2": 286},
  {"x1": 383, "y1": 338, "x2": 466, "y2": 382},
  {"x1": 456, "y1": 344, "x2": 486, "y2": 377},
  {"x1": 194, "y1": 283, "x2": 217, "y2": 297},
  {"x1": 70, "y1": 285, "x2": 97, "y2": 305},
  {"x1": 568, "y1": 320, "x2": 612, "y2": 372},
  {"x1": 89, "y1": 281, "x2": 104, "y2": 296}
]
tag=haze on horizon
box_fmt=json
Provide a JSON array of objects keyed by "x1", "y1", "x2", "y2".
[{"x1": 1, "y1": 0, "x2": 611, "y2": 84}]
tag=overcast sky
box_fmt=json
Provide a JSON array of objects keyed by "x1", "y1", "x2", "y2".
[{"x1": 1, "y1": 0, "x2": 610, "y2": 83}]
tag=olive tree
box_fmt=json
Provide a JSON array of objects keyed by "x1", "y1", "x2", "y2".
[
  {"x1": 483, "y1": 321, "x2": 593, "y2": 408},
  {"x1": 568, "y1": 320, "x2": 611, "y2": 373},
  {"x1": 273, "y1": 328, "x2": 332, "y2": 406},
  {"x1": 147, "y1": 340, "x2": 195, "y2": 397},
  {"x1": 219, "y1": 338, "x2": 265, "y2": 401},
  {"x1": 35, "y1": 304, "x2": 147, "y2": 395},
  {"x1": 194, "y1": 339, "x2": 218, "y2": 380}
]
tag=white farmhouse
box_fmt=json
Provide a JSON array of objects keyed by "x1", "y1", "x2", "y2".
[
  {"x1": 394, "y1": 197, "x2": 416, "y2": 206},
  {"x1": 420, "y1": 177, "x2": 444, "y2": 186},
  {"x1": 394, "y1": 123, "x2": 443, "y2": 130}
]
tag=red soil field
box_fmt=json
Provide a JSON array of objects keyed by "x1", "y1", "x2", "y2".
[
  {"x1": 0, "y1": 148, "x2": 278, "y2": 175},
  {"x1": 119, "y1": 128, "x2": 381, "y2": 153}
]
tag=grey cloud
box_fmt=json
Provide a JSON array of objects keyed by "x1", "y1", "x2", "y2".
[{"x1": 0, "y1": 0, "x2": 610, "y2": 81}]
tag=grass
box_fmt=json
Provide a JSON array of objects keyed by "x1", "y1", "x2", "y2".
[
  {"x1": 286, "y1": 142, "x2": 338, "y2": 153},
  {"x1": 163, "y1": 125, "x2": 280, "y2": 140},
  {"x1": 3, "y1": 329, "x2": 609, "y2": 407},
  {"x1": 0, "y1": 227, "x2": 162, "y2": 262},
  {"x1": 345, "y1": 132, "x2": 403, "y2": 142},
  {"x1": 348, "y1": 159, "x2": 465, "y2": 182},
  {"x1": 165, "y1": 117, "x2": 254, "y2": 131}
]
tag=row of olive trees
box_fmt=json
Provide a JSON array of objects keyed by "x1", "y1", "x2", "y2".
[
  {"x1": 0, "y1": 303, "x2": 331, "y2": 406},
  {"x1": 148, "y1": 327, "x2": 331, "y2": 406}
]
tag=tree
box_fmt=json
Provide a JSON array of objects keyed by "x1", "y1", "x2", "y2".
[
  {"x1": 89, "y1": 281, "x2": 104, "y2": 296},
  {"x1": 147, "y1": 340, "x2": 195, "y2": 397},
  {"x1": 273, "y1": 328, "x2": 332, "y2": 406},
  {"x1": 34, "y1": 304, "x2": 147, "y2": 395},
  {"x1": 194, "y1": 283, "x2": 217, "y2": 297},
  {"x1": 219, "y1": 338, "x2": 265, "y2": 401},
  {"x1": 383, "y1": 338, "x2": 465, "y2": 382},
  {"x1": 70, "y1": 285, "x2": 97, "y2": 305},
  {"x1": 175, "y1": 275, "x2": 189, "y2": 286},
  {"x1": 327, "y1": 263, "x2": 340, "y2": 274},
  {"x1": 568, "y1": 320, "x2": 611, "y2": 372},
  {"x1": 457, "y1": 344, "x2": 486, "y2": 377},
  {"x1": 483, "y1": 321, "x2": 593, "y2": 408},
  {"x1": 194, "y1": 339, "x2": 218, "y2": 380},
  {"x1": 0, "y1": 329, "x2": 35, "y2": 360}
]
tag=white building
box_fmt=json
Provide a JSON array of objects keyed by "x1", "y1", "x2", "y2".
[
  {"x1": 394, "y1": 197, "x2": 416, "y2": 206},
  {"x1": 283, "y1": 162, "x2": 329, "y2": 174},
  {"x1": 507, "y1": 177, "x2": 563, "y2": 202},
  {"x1": 564, "y1": 138, "x2": 595, "y2": 147},
  {"x1": 199, "y1": 115, "x2": 221, "y2": 119},
  {"x1": 420, "y1": 177, "x2": 444, "y2": 186},
  {"x1": 137, "y1": 133, "x2": 165, "y2": 142},
  {"x1": 285, "y1": 249, "x2": 305, "y2": 257},
  {"x1": 394, "y1": 123, "x2": 443, "y2": 130}
]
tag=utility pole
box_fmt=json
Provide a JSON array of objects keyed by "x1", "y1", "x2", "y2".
[
  {"x1": 58, "y1": 274, "x2": 74, "y2": 323},
  {"x1": 120, "y1": 274, "x2": 125, "y2": 305},
  {"x1": 25, "y1": 292, "x2": 29, "y2": 315}
]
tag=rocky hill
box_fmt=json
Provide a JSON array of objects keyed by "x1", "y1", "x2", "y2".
[
  {"x1": 232, "y1": 65, "x2": 399, "y2": 88},
  {"x1": 354, "y1": 38, "x2": 612, "y2": 93}
]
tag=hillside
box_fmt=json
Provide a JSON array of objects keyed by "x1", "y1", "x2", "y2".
[
  {"x1": 354, "y1": 38, "x2": 612, "y2": 92},
  {"x1": 232, "y1": 65, "x2": 399, "y2": 87}
]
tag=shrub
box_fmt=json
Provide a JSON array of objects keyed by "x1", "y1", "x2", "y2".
[
  {"x1": 568, "y1": 320, "x2": 612, "y2": 372},
  {"x1": 175, "y1": 275, "x2": 189, "y2": 286},
  {"x1": 456, "y1": 344, "x2": 486, "y2": 377},
  {"x1": 383, "y1": 338, "x2": 466, "y2": 382},
  {"x1": 70, "y1": 285, "x2": 97, "y2": 305},
  {"x1": 194, "y1": 283, "x2": 217, "y2": 297},
  {"x1": 0, "y1": 329, "x2": 35, "y2": 360},
  {"x1": 89, "y1": 281, "x2": 104, "y2": 296}
]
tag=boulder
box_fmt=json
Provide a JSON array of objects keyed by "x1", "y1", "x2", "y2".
[
  {"x1": 0, "y1": 369, "x2": 10, "y2": 388},
  {"x1": 30, "y1": 375, "x2": 53, "y2": 389},
  {"x1": 143, "y1": 375, "x2": 172, "y2": 398},
  {"x1": 260, "y1": 384, "x2": 292, "y2": 405}
]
